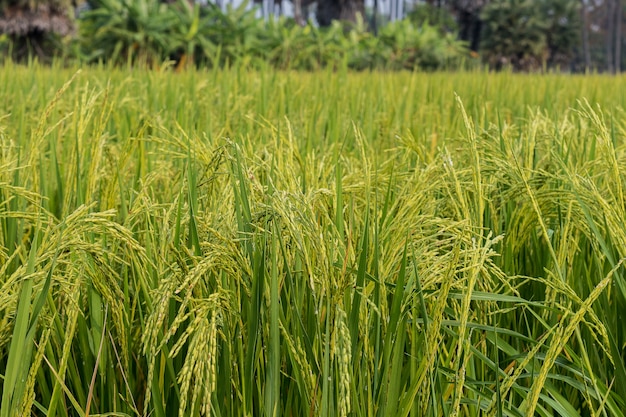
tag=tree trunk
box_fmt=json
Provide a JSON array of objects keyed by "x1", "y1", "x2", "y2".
[
  {"x1": 316, "y1": 0, "x2": 365, "y2": 27},
  {"x1": 607, "y1": 0, "x2": 615, "y2": 73},
  {"x1": 372, "y1": 0, "x2": 378, "y2": 34},
  {"x1": 457, "y1": 9, "x2": 482, "y2": 52},
  {"x1": 294, "y1": 0, "x2": 305, "y2": 25},
  {"x1": 615, "y1": 0, "x2": 622, "y2": 72},
  {"x1": 581, "y1": 0, "x2": 591, "y2": 71},
  {"x1": 453, "y1": 1, "x2": 487, "y2": 52}
]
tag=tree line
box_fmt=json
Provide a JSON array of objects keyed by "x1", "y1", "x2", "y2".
[
  {"x1": 356, "y1": 0, "x2": 623, "y2": 72},
  {"x1": 0, "y1": 0, "x2": 622, "y2": 72},
  {"x1": 419, "y1": 0, "x2": 623, "y2": 72}
]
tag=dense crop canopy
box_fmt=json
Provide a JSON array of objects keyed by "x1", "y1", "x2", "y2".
[{"x1": 1, "y1": 65, "x2": 626, "y2": 416}]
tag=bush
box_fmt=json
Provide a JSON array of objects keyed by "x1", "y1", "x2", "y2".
[
  {"x1": 76, "y1": 0, "x2": 194, "y2": 65},
  {"x1": 407, "y1": 3, "x2": 458, "y2": 34},
  {"x1": 75, "y1": 0, "x2": 469, "y2": 71}
]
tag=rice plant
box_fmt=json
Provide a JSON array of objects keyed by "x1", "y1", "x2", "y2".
[{"x1": 1, "y1": 63, "x2": 626, "y2": 416}]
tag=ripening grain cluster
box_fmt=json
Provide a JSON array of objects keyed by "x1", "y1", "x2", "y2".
[{"x1": 1, "y1": 63, "x2": 626, "y2": 417}]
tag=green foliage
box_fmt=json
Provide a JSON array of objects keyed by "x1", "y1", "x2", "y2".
[
  {"x1": 542, "y1": 0, "x2": 581, "y2": 68},
  {"x1": 407, "y1": 3, "x2": 458, "y2": 34},
  {"x1": 375, "y1": 20, "x2": 467, "y2": 70},
  {"x1": 76, "y1": 0, "x2": 468, "y2": 70},
  {"x1": 253, "y1": 17, "x2": 468, "y2": 71},
  {"x1": 76, "y1": 0, "x2": 192, "y2": 65},
  {"x1": 479, "y1": 0, "x2": 581, "y2": 71},
  {"x1": 480, "y1": 0, "x2": 548, "y2": 70}
]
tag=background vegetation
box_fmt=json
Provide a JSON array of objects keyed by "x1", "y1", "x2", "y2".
[
  {"x1": 74, "y1": 0, "x2": 467, "y2": 70},
  {"x1": 1, "y1": 65, "x2": 626, "y2": 416},
  {"x1": 0, "y1": 0, "x2": 616, "y2": 72}
]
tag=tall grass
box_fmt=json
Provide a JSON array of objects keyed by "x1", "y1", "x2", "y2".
[{"x1": 1, "y1": 62, "x2": 626, "y2": 416}]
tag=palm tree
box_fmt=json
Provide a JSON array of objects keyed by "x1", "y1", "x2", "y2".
[{"x1": 0, "y1": 0, "x2": 74, "y2": 58}]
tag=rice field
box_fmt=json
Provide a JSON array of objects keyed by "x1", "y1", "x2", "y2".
[{"x1": 1, "y1": 62, "x2": 626, "y2": 417}]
